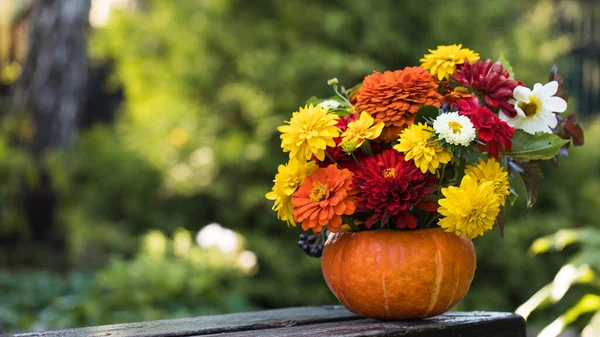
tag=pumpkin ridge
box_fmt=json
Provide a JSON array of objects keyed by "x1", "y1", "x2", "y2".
[
  {"x1": 422, "y1": 233, "x2": 443, "y2": 317},
  {"x1": 338, "y1": 233, "x2": 354, "y2": 311},
  {"x1": 381, "y1": 274, "x2": 391, "y2": 317},
  {"x1": 443, "y1": 237, "x2": 461, "y2": 312}
]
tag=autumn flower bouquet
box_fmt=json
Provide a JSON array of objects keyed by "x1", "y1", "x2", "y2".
[{"x1": 266, "y1": 44, "x2": 584, "y2": 319}]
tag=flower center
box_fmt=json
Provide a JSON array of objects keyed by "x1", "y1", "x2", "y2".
[
  {"x1": 309, "y1": 181, "x2": 328, "y2": 202},
  {"x1": 519, "y1": 96, "x2": 542, "y2": 117},
  {"x1": 448, "y1": 121, "x2": 463, "y2": 134},
  {"x1": 468, "y1": 206, "x2": 483, "y2": 221},
  {"x1": 382, "y1": 167, "x2": 396, "y2": 178},
  {"x1": 300, "y1": 126, "x2": 318, "y2": 140}
]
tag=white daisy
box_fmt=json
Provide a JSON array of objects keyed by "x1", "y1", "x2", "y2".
[
  {"x1": 433, "y1": 112, "x2": 477, "y2": 147},
  {"x1": 318, "y1": 100, "x2": 341, "y2": 109},
  {"x1": 500, "y1": 81, "x2": 567, "y2": 134}
]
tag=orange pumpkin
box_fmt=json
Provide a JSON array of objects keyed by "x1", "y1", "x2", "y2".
[{"x1": 321, "y1": 228, "x2": 476, "y2": 320}]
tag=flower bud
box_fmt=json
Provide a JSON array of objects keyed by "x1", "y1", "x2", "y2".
[{"x1": 341, "y1": 141, "x2": 357, "y2": 154}]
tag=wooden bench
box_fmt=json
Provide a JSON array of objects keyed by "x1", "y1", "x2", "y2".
[{"x1": 6, "y1": 306, "x2": 526, "y2": 337}]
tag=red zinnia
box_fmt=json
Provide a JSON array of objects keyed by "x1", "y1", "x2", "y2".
[
  {"x1": 451, "y1": 59, "x2": 522, "y2": 118},
  {"x1": 352, "y1": 149, "x2": 436, "y2": 229},
  {"x1": 455, "y1": 97, "x2": 514, "y2": 159}
]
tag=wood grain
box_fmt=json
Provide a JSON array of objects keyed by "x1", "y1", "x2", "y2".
[
  {"x1": 6, "y1": 305, "x2": 358, "y2": 337},
  {"x1": 201, "y1": 311, "x2": 526, "y2": 337},
  {"x1": 4, "y1": 307, "x2": 525, "y2": 337}
]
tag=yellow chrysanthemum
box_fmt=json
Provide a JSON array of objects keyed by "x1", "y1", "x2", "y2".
[
  {"x1": 278, "y1": 104, "x2": 341, "y2": 161},
  {"x1": 265, "y1": 159, "x2": 318, "y2": 226},
  {"x1": 340, "y1": 111, "x2": 385, "y2": 148},
  {"x1": 465, "y1": 157, "x2": 510, "y2": 206},
  {"x1": 393, "y1": 123, "x2": 452, "y2": 174},
  {"x1": 420, "y1": 44, "x2": 480, "y2": 81},
  {"x1": 438, "y1": 175, "x2": 501, "y2": 239}
]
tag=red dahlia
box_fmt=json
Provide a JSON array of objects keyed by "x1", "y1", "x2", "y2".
[
  {"x1": 352, "y1": 149, "x2": 436, "y2": 229},
  {"x1": 451, "y1": 59, "x2": 522, "y2": 118},
  {"x1": 455, "y1": 97, "x2": 514, "y2": 159}
]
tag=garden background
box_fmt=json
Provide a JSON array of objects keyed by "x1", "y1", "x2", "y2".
[{"x1": 0, "y1": 0, "x2": 599, "y2": 336}]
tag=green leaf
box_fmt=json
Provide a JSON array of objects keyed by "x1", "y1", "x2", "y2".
[
  {"x1": 345, "y1": 82, "x2": 362, "y2": 95},
  {"x1": 509, "y1": 160, "x2": 543, "y2": 209},
  {"x1": 414, "y1": 105, "x2": 440, "y2": 124},
  {"x1": 508, "y1": 164, "x2": 525, "y2": 206},
  {"x1": 497, "y1": 53, "x2": 515, "y2": 79},
  {"x1": 505, "y1": 130, "x2": 570, "y2": 161},
  {"x1": 564, "y1": 294, "x2": 600, "y2": 325},
  {"x1": 507, "y1": 187, "x2": 519, "y2": 206}
]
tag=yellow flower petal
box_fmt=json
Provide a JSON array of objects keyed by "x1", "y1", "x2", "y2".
[
  {"x1": 420, "y1": 44, "x2": 480, "y2": 81},
  {"x1": 393, "y1": 123, "x2": 452, "y2": 174},
  {"x1": 279, "y1": 104, "x2": 341, "y2": 161},
  {"x1": 437, "y1": 175, "x2": 501, "y2": 239}
]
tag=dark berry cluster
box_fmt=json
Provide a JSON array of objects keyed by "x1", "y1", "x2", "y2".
[{"x1": 298, "y1": 232, "x2": 325, "y2": 258}]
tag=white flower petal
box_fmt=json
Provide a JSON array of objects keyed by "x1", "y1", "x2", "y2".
[
  {"x1": 513, "y1": 86, "x2": 531, "y2": 101},
  {"x1": 541, "y1": 111, "x2": 558, "y2": 129},
  {"x1": 513, "y1": 104, "x2": 527, "y2": 118},
  {"x1": 544, "y1": 96, "x2": 567, "y2": 113},
  {"x1": 432, "y1": 112, "x2": 476, "y2": 146},
  {"x1": 520, "y1": 120, "x2": 547, "y2": 134},
  {"x1": 539, "y1": 81, "x2": 559, "y2": 97},
  {"x1": 318, "y1": 100, "x2": 341, "y2": 109},
  {"x1": 533, "y1": 83, "x2": 543, "y2": 92},
  {"x1": 504, "y1": 116, "x2": 518, "y2": 128}
]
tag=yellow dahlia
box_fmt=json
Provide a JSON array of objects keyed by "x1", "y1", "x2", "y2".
[
  {"x1": 438, "y1": 175, "x2": 501, "y2": 239},
  {"x1": 393, "y1": 123, "x2": 452, "y2": 174},
  {"x1": 265, "y1": 159, "x2": 318, "y2": 226},
  {"x1": 340, "y1": 111, "x2": 385, "y2": 148},
  {"x1": 465, "y1": 157, "x2": 510, "y2": 206},
  {"x1": 278, "y1": 104, "x2": 341, "y2": 161},
  {"x1": 420, "y1": 44, "x2": 480, "y2": 81}
]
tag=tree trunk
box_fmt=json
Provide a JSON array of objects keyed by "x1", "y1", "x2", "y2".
[{"x1": 12, "y1": 0, "x2": 91, "y2": 156}]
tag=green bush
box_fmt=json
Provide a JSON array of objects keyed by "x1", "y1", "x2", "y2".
[
  {"x1": 0, "y1": 137, "x2": 35, "y2": 238},
  {"x1": 45, "y1": 127, "x2": 168, "y2": 267},
  {"x1": 0, "y1": 228, "x2": 254, "y2": 332}
]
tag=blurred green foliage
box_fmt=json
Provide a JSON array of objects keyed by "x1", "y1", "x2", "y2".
[
  {"x1": 0, "y1": 137, "x2": 34, "y2": 238},
  {"x1": 0, "y1": 229, "x2": 253, "y2": 331},
  {"x1": 45, "y1": 127, "x2": 166, "y2": 267},
  {"x1": 0, "y1": 0, "x2": 594, "y2": 333}
]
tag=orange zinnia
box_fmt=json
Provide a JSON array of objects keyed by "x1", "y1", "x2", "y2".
[
  {"x1": 292, "y1": 165, "x2": 357, "y2": 233},
  {"x1": 355, "y1": 67, "x2": 442, "y2": 139}
]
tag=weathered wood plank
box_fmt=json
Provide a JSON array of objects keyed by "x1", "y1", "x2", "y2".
[
  {"x1": 5, "y1": 308, "x2": 525, "y2": 337},
  {"x1": 200, "y1": 311, "x2": 526, "y2": 337},
  {"x1": 7, "y1": 306, "x2": 359, "y2": 337}
]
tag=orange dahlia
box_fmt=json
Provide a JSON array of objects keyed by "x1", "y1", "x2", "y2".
[
  {"x1": 355, "y1": 67, "x2": 442, "y2": 139},
  {"x1": 292, "y1": 165, "x2": 357, "y2": 233}
]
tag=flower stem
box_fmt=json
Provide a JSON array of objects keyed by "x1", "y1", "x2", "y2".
[
  {"x1": 325, "y1": 151, "x2": 341, "y2": 169},
  {"x1": 439, "y1": 163, "x2": 447, "y2": 186},
  {"x1": 351, "y1": 153, "x2": 363, "y2": 171},
  {"x1": 332, "y1": 84, "x2": 355, "y2": 113},
  {"x1": 425, "y1": 213, "x2": 442, "y2": 229},
  {"x1": 343, "y1": 216, "x2": 361, "y2": 232}
]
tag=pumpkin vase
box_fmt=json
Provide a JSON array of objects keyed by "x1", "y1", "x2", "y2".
[{"x1": 321, "y1": 228, "x2": 476, "y2": 320}]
